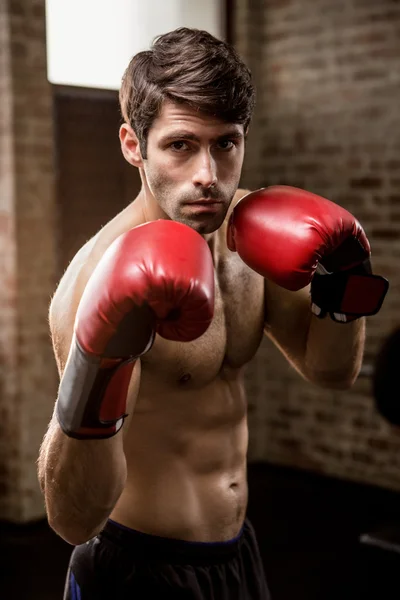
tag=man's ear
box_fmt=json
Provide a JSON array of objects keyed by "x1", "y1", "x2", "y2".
[{"x1": 119, "y1": 123, "x2": 144, "y2": 167}]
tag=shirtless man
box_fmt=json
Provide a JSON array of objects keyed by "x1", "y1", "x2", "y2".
[{"x1": 37, "y1": 27, "x2": 388, "y2": 599}]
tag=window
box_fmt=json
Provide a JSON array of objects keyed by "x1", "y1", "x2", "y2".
[{"x1": 46, "y1": 0, "x2": 224, "y2": 90}]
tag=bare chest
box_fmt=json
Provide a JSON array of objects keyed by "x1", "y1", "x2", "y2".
[{"x1": 141, "y1": 253, "x2": 265, "y2": 388}]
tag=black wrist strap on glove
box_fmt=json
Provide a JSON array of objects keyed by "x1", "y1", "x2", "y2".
[
  {"x1": 56, "y1": 337, "x2": 133, "y2": 440},
  {"x1": 311, "y1": 259, "x2": 389, "y2": 323}
]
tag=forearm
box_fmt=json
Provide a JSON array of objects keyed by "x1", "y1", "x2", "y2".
[
  {"x1": 232, "y1": 186, "x2": 386, "y2": 392},
  {"x1": 38, "y1": 415, "x2": 127, "y2": 545},
  {"x1": 304, "y1": 315, "x2": 366, "y2": 388}
]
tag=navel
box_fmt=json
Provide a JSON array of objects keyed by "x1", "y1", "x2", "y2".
[{"x1": 179, "y1": 373, "x2": 192, "y2": 384}]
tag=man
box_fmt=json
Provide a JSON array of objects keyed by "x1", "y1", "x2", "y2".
[{"x1": 38, "y1": 27, "x2": 388, "y2": 599}]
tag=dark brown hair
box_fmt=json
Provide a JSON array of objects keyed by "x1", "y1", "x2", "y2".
[{"x1": 119, "y1": 27, "x2": 255, "y2": 158}]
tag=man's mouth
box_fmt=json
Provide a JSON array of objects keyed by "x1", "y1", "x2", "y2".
[{"x1": 186, "y1": 199, "x2": 222, "y2": 205}]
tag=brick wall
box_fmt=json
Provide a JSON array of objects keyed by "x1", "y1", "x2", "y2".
[
  {"x1": 1, "y1": 0, "x2": 400, "y2": 523},
  {"x1": 235, "y1": 0, "x2": 400, "y2": 490},
  {"x1": 12, "y1": 0, "x2": 58, "y2": 521},
  {"x1": 0, "y1": 0, "x2": 58, "y2": 521},
  {"x1": 54, "y1": 91, "x2": 141, "y2": 275},
  {"x1": 0, "y1": 0, "x2": 19, "y2": 519},
  {"x1": 0, "y1": 0, "x2": 140, "y2": 521}
]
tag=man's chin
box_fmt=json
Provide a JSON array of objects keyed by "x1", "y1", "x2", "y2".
[
  {"x1": 174, "y1": 207, "x2": 228, "y2": 234},
  {"x1": 178, "y1": 215, "x2": 225, "y2": 235}
]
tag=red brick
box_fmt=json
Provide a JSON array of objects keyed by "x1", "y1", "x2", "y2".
[{"x1": 237, "y1": 0, "x2": 400, "y2": 493}]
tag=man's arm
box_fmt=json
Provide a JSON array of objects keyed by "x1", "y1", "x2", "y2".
[
  {"x1": 38, "y1": 238, "x2": 141, "y2": 545},
  {"x1": 227, "y1": 186, "x2": 387, "y2": 391},
  {"x1": 264, "y1": 280, "x2": 365, "y2": 389},
  {"x1": 37, "y1": 408, "x2": 135, "y2": 545},
  {"x1": 38, "y1": 217, "x2": 215, "y2": 546}
]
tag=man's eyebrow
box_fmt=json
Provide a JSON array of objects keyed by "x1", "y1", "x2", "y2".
[
  {"x1": 160, "y1": 132, "x2": 201, "y2": 143},
  {"x1": 217, "y1": 129, "x2": 244, "y2": 140},
  {"x1": 159, "y1": 129, "x2": 244, "y2": 144}
]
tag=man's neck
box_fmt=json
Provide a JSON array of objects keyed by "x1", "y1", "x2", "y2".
[{"x1": 136, "y1": 175, "x2": 169, "y2": 223}]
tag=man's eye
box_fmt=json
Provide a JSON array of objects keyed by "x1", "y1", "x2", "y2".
[
  {"x1": 217, "y1": 140, "x2": 235, "y2": 150},
  {"x1": 170, "y1": 141, "x2": 189, "y2": 151}
]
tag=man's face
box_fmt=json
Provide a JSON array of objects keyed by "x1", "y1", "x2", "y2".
[{"x1": 142, "y1": 101, "x2": 245, "y2": 234}]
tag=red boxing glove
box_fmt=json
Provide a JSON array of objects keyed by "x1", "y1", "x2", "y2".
[
  {"x1": 227, "y1": 186, "x2": 388, "y2": 323},
  {"x1": 56, "y1": 220, "x2": 215, "y2": 439}
]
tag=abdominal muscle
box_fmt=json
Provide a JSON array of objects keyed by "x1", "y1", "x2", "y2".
[{"x1": 110, "y1": 371, "x2": 249, "y2": 542}]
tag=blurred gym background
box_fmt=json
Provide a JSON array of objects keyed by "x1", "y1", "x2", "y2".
[{"x1": 1, "y1": 0, "x2": 400, "y2": 598}]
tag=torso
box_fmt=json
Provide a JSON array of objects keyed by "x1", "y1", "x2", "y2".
[{"x1": 60, "y1": 189, "x2": 266, "y2": 542}]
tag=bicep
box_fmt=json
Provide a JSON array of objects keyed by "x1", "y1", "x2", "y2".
[
  {"x1": 264, "y1": 278, "x2": 312, "y2": 376},
  {"x1": 49, "y1": 240, "x2": 99, "y2": 376},
  {"x1": 49, "y1": 207, "x2": 146, "y2": 375}
]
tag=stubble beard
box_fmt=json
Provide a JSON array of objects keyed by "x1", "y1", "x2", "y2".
[{"x1": 147, "y1": 174, "x2": 238, "y2": 234}]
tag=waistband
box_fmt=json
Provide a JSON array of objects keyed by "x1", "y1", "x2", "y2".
[{"x1": 99, "y1": 518, "x2": 249, "y2": 564}]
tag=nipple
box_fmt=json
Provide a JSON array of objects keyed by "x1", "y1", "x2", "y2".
[{"x1": 179, "y1": 373, "x2": 192, "y2": 384}]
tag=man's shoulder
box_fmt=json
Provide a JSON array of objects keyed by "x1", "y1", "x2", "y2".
[
  {"x1": 49, "y1": 200, "x2": 146, "y2": 371},
  {"x1": 90, "y1": 200, "x2": 146, "y2": 262},
  {"x1": 50, "y1": 201, "x2": 145, "y2": 325}
]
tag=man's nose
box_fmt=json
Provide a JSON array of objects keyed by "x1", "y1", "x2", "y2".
[{"x1": 192, "y1": 152, "x2": 217, "y2": 188}]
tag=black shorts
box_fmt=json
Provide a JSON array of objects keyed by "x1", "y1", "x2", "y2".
[{"x1": 63, "y1": 517, "x2": 271, "y2": 599}]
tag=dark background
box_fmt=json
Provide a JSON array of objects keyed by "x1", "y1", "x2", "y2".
[{"x1": 2, "y1": 461, "x2": 400, "y2": 599}]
